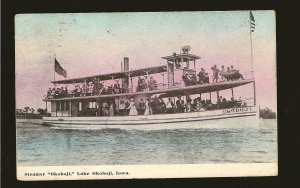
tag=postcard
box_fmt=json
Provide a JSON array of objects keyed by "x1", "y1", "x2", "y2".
[{"x1": 15, "y1": 11, "x2": 277, "y2": 180}]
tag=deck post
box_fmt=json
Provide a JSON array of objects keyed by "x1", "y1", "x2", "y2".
[
  {"x1": 194, "y1": 60, "x2": 196, "y2": 70},
  {"x1": 209, "y1": 92, "x2": 211, "y2": 101},
  {"x1": 45, "y1": 101, "x2": 47, "y2": 115},
  {"x1": 130, "y1": 76, "x2": 133, "y2": 92},
  {"x1": 231, "y1": 88, "x2": 234, "y2": 99},
  {"x1": 70, "y1": 101, "x2": 72, "y2": 117},
  {"x1": 253, "y1": 81, "x2": 256, "y2": 106},
  {"x1": 217, "y1": 91, "x2": 220, "y2": 109}
]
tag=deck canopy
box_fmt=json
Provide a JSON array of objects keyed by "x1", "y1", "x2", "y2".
[
  {"x1": 161, "y1": 53, "x2": 201, "y2": 62},
  {"x1": 159, "y1": 79, "x2": 254, "y2": 98},
  {"x1": 46, "y1": 79, "x2": 254, "y2": 101},
  {"x1": 51, "y1": 65, "x2": 167, "y2": 84}
]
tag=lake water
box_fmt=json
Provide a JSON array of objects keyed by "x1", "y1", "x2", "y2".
[{"x1": 16, "y1": 119, "x2": 277, "y2": 166}]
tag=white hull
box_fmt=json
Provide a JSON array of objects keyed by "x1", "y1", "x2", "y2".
[{"x1": 43, "y1": 107, "x2": 259, "y2": 130}]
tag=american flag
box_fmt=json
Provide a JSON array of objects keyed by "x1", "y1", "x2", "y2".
[
  {"x1": 55, "y1": 58, "x2": 67, "y2": 78},
  {"x1": 250, "y1": 11, "x2": 255, "y2": 32}
]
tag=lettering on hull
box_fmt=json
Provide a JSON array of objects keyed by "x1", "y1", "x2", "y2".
[{"x1": 223, "y1": 107, "x2": 252, "y2": 114}]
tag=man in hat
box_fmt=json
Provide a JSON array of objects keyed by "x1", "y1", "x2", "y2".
[
  {"x1": 197, "y1": 68, "x2": 205, "y2": 84},
  {"x1": 176, "y1": 96, "x2": 185, "y2": 113},
  {"x1": 138, "y1": 98, "x2": 146, "y2": 115},
  {"x1": 137, "y1": 76, "x2": 143, "y2": 91},
  {"x1": 212, "y1": 65, "x2": 220, "y2": 83},
  {"x1": 219, "y1": 65, "x2": 226, "y2": 82},
  {"x1": 113, "y1": 80, "x2": 120, "y2": 94}
]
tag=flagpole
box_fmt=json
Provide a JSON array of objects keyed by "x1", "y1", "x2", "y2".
[
  {"x1": 54, "y1": 53, "x2": 56, "y2": 88},
  {"x1": 249, "y1": 11, "x2": 254, "y2": 79}
]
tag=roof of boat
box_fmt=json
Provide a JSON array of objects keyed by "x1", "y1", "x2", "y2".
[
  {"x1": 45, "y1": 79, "x2": 255, "y2": 102},
  {"x1": 161, "y1": 53, "x2": 201, "y2": 62},
  {"x1": 52, "y1": 65, "x2": 168, "y2": 84}
]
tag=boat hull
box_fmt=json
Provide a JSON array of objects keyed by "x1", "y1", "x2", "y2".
[{"x1": 43, "y1": 107, "x2": 259, "y2": 130}]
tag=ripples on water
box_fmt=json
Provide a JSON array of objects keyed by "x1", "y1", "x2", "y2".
[{"x1": 16, "y1": 119, "x2": 277, "y2": 166}]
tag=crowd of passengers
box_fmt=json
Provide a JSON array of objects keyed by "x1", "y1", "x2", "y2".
[
  {"x1": 80, "y1": 96, "x2": 247, "y2": 117},
  {"x1": 47, "y1": 78, "x2": 129, "y2": 99},
  {"x1": 46, "y1": 76, "x2": 160, "y2": 99},
  {"x1": 46, "y1": 65, "x2": 244, "y2": 99},
  {"x1": 182, "y1": 65, "x2": 244, "y2": 86}
]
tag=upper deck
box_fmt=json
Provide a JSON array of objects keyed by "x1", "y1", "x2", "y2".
[
  {"x1": 45, "y1": 79, "x2": 254, "y2": 102},
  {"x1": 46, "y1": 47, "x2": 254, "y2": 103}
]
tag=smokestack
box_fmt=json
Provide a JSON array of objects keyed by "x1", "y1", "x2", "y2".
[
  {"x1": 122, "y1": 57, "x2": 129, "y2": 88},
  {"x1": 123, "y1": 57, "x2": 129, "y2": 72}
]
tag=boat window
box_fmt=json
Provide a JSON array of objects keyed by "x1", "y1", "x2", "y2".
[
  {"x1": 57, "y1": 101, "x2": 60, "y2": 111},
  {"x1": 66, "y1": 101, "x2": 69, "y2": 110},
  {"x1": 89, "y1": 102, "x2": 96, "y2": 108},
  {"x1": 79, "y1": 102, "x2": 82, "y2": 111},
  {"x1": 61, "y1": 102, "x2": 65, "y2": 111}
]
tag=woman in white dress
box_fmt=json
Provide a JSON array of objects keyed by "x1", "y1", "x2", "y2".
[
  {"x1": 109, "y1": 102, "x2": 114, "y2": 116},
  {"x1": 128, "y1": 98, "x2": 138, "y2": 116},
  {"x1": 144, "y1": 98, "x2": 152, "y2": 115}
]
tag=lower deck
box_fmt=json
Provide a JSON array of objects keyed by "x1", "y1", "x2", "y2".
[{"x1": 43, "y1": 106, "x2": 259, "y2": 129}]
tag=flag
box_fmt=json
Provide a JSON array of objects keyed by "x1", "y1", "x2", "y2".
[
  {"x1": 250, "y1": 11, "x2": 255, "y2": 32},
  {"x1": 55, "y1": 58, "x2": 67, "y2": 78}
]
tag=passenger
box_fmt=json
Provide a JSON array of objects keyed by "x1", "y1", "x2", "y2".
[
  {"x1": 125, "y1": 98, "x2": 130, "y2": 115},
  {"x1": 204, "y1": 72, "x2": 209, "y2": 84},
  {"x1": 139, "y1": 98, "x2": 146, "y2": 115},
  {"x1": 98, "y1": 81, "x2": 104, "y2": 95},
  {"x1": 186, "y1": 98, "x2": 192, "y2": 112},
  {"x1": 109, "y1": 101, "x2": 115, "y2": 116},
  {"x1": 201, "y1": 100, "x2": 206, "y2": 110},
  {"x1": 149, "y1": 77, "x2": 158, "y2": 90},
  {"x1": 137, "y1": 77, "x2": 143, "y2": 92},
  {"x1": 237, "y1": 97, "x2": 242, "y2": 107},
  {"x1": 51, "y1": 88, "x2": 56, "y2": 98},
  {"x1": 182, "y1": 74, "x2": 189, "y2": 86},
  {"x1": 127, "y1": 98, "x2": 138, "y2": 116},
  {"x1": 158, "y1": 98, "x2": 166, "y2": 114},
  {"x1": 144, "y1": 97, "x2": 152, "y2": 115},
  {"x1": 92, "y1": 79, "x2": 97, "y2": 95},
  {"x1": 218, "y1": 96, "x2": 223, "y2": 108},
  {"x1": 176, "y1": 96, "x2": 185, "y2": 113},
  {"x1": 212, "y1": 65, "x2": 219, "y2": 83},
  {"x1": 47, "y1": 88, "x2": 52, "y2": 98},
  {"x1": 166, "y1": 98, "x2": 175, "y2": 114},
  {"x1": 113, "y1": 80, "x2": 120, "y2": 94},
  {"x1": 241, "y1": 99, "x2": 247, "y2": 107},
  {"x1": 191, "y1": 74, "x2": 197, "y2": 85},
  {"x1": 151, "y1": 96, "x2": 160, "y2": 114},
  {"x1": 192, "y1": 98, "x2": 198, "y2": 111},
  {"x1": 219, "y1": 65, "x2": 226, "y2": 82},
  {"x1": 144, "y1": 75, "x2": 149, "y2": 90},
  {"x1": 222, "y1": 97, "x2": 228, "y2": 108},
  {"x1": 64, "y1": 87, "x2": 69, "y2": 97},
  {"x1": 197, "y1": 68, "x2": 205, "y2": 84},
  {"x1": 230, "y1": 65, "x2": 245, "y2": 80},
  {"x1": 101, "y1": 87, "x2": 107, "y2": 95},
  {"x1": 107, "y1": 85, "x2": 114, "y2": 94},
  {"x1": 121, "y1": 83, "x2": 129, "y2": 93},
  {"x1": 228, "y1": 97, "x2": 235, "y2": 108},
  {"x1": 206, "y1": 100, "x2": 212, "y2": 110},
  {"x1": 226, "y1": 67, "x2": 234, "y2": 81},
  {"x1": 102, "y1": 100, "x2": 109, "y2": 116}
]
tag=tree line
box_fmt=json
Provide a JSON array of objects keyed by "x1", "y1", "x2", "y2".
[
  {"x1": 16, "y1": 107, "x2": 48, "y2": 119},
  {"x1": 259, "y1": 107, "x2": 276, "y2": 119}
]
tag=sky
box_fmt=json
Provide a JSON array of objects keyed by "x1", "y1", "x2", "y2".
[{"x1": 15, "y1": 11, "x2": 277, "y2": 111}]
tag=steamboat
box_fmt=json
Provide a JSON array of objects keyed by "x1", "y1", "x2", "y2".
[{"x1": 43, "y1": 46, "x2": 258, "y2": 130}]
